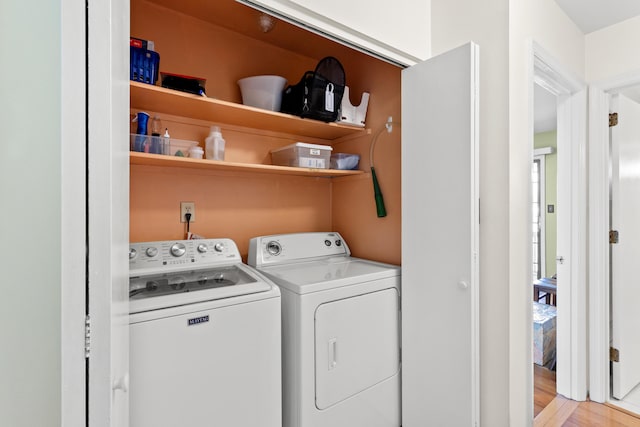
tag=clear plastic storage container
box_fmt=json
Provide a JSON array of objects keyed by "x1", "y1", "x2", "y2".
[
  {"x1": 130, "y1": 134, "x2": 197, "y2": 157},
  {"x1": 270, "y1": 142, "x2": 333, "y2": 169}
]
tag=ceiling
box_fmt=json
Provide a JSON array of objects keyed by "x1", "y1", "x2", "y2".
[
  {"x1": 535, "y1": 1, "x2": 640, "y2": 133},
  {"x1": 554, "y1": 0, "x2": 640, "y2": 34}
]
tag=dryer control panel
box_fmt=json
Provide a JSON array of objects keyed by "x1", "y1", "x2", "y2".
[{"x1": 247, "y1": 232, "x2": 350, "y2": 267}]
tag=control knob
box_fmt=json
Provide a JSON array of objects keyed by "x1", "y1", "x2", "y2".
[
  {"x1": 129, "y1": 248, "x2": 137, "y2": 260},
  {"x1": 214, "y1": 242, "x2": 225, "y2": 253},
  {"x1": 197, "y1": 244, "x2": 208, "y2": 253},
  {"x1": 146, "y1": 247, "x2": 158, "y2": 257},
  {"x1": 266, "y1": 241, "x2": 281, "y2": 256},
  {"x1": 170, "y1": 243, "x2": 187, "y2": 257}
]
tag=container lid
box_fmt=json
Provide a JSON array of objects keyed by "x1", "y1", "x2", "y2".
[{"x1": 270, "y1": 142, "x2": 333, "y2": 154}]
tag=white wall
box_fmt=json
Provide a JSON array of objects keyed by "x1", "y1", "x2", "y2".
[
  {"x1": 0, "y1": 1, "x2": 86, "y2": 426},
  {"x1": 0, "y1": 1, "x2": 62, "y2": 426},
  {"x1": 509, "y1": 0, "x2": 584, "y2": 423},
  {"x1": 431, "y1": 1, "x2": 510, "y2": 425},
  {"x1": 586, "y1": 15, "x2": 640, "y2": 83},
  {"x1": 433, "y1": 0, "x2": 585, "y2": 425}
]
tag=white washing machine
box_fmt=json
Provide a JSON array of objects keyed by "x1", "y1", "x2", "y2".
[
  {"x1": 129, "y1": 238, "x2": 281, "y2": 427},
  {"x1": 248, "y1": 232, "x2": 401, "y2": 427}
]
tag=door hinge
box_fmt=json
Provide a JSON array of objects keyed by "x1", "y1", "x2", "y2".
[
  {"x1": 610, "y1": 346, "x2": 620, "y2": 363},
  {"x1": 609, "y1": 112, "x2": 618, "y2": 127},
  {"x1": 84, "y1": 314, "x2": 91, "y2": 359},
  {"x1": 610, "y1": 230, "x2": 619, "y2": 244}
]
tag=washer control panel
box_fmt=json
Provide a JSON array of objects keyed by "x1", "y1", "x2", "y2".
[
  {"x1": 129, "y1": 238, "x2": 239, "y2": 275},
  {"x1": 247, "y1": 232, "x2": 350, "y2": 267}
]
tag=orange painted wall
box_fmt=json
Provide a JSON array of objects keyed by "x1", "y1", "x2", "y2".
[
  {"x1": 130, "y1": 165, "x2": 333, "y2": 259},
  {"x1": 130, "y1": 0, "x2": 401, "y2": 264},
  {"x1": 330, "y1": 59, "x2": 402, "y2": 266}
]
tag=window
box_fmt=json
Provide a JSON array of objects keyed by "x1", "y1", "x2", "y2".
[{"x1": 532, "y1": 156, "x2": 546, "y2": 282}]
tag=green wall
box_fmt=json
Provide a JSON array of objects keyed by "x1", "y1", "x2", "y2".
[
  {"x1": 534, "y1": 130, "x2": 557, "y2": 278},
  {"x1": 0, "y1": 1, "x2": 62, "y2": 426}
]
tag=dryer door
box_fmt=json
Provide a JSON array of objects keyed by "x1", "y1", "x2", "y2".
[{"x1": 314, "y1": 288, "x2": 400, "y2": 409}]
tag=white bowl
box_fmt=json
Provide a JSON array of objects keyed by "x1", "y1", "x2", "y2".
[{"x1": 237, "y1": 75, "x2": 287, "y2": 111}]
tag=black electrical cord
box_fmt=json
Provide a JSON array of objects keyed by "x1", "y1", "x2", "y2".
[{"x1": 185, "y1": 212, "x2": 191, "y2": 234}]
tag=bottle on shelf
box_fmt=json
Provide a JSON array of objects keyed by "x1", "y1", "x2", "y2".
[
  {"x1": 163, "y1": 128, "x2": 172, "y2": 156},
  {"x1": 149, "y1": 117, "x2": 164, "y2": 154},
  {"x1": 205, "y1": 126, "x2": 226, "y2": 161},
  {"x1": 151, "y1": 115, "x2": 162, "y2": 136}
]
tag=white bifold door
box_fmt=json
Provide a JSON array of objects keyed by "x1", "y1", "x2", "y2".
[
  {"x1": 611, "y1": 93, "x2": 640, "y2": 400},
  {"x1": 401, "y1": 42, "x2": 480, "y2": 426}
]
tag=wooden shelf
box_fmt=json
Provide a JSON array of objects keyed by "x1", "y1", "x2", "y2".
[
  {"x1": 130, "y1": 82, "x2": 368, "y2": 140},
  {"x1": 130, "y1": 152, "x2": 365, "y2": 177}
]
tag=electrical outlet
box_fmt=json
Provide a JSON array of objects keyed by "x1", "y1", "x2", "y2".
[{"x1": 180, "y1": 202, "x2": 195, "y2": 223}]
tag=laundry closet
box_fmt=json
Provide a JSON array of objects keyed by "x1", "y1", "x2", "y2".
[
  {"x1": 128, "y1": 1, "x2": 480, "y2": 425},
  {"x1": 129, "y1": 0, "x2": 402, "y2": 265}
]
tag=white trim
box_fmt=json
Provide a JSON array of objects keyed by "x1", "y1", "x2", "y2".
[
  {"x1": 531, "y1": 40, "x2": 588, "y2": 401},
  {"x1": 61, "y1": 0, "x2": 86, "y2": 426},
  {"x1": 235, "y1": 0, "x2": 427, "y2": 67},
  {"x1": 588, "y1": 85, "x2": 611, "y2": 403},
  {"x1": 88, "y1": 0, "x2": 130, "y2": 424},
  {"x1": 589, "y1": 72, "x2": 640, "y2": 408},
  {"x1": 533, "y1": 146, "x2": 555, "y2": 156},
  {"x1": 533, "y1": 45, "x2": 583, "y2": 96},
  {"x1": 562, "y1": 88, "x2": 589, "y2": 400},
  {"x1": 471, "y1": 42, "x2": 480, "y2": 426}
]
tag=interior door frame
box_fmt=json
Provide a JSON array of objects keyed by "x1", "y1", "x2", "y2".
[
  {"x1": 588, "y1": 71, "x2": 640, "y2": 407},
  {"x1": 530, "y1": 40, "x2": 588, "y2": 400},
  {"x1": 87, "y1": 0, "x2": 131, "y2": 425}
]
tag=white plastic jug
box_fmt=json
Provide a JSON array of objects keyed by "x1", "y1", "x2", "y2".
[{"x1": 205, "y1": 126, "x2": 225, "y2": 161}]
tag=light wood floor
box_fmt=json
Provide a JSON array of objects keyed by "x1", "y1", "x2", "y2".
[
  {"x1": 534, "y1": 364, "x2": 640, "y2": 426},
  {"x1": 535, "y1": 396, "x2": 640, "y2": 426},
  {"x1": 535, "y1": 364, "x2": 557, "y2": 417}
]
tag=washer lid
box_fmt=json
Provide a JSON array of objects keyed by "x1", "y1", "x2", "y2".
[
  {"x1": 258, "y1": 257, "x2": 400, "y2": 294},
  {"x1": 129, "y1": 264, "x2": 272, "y2": 314}
]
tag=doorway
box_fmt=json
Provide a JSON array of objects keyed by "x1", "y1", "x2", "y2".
[
  {"x1": 529, "y1": 41, "x2": 588, "y2": 416},
  {"x1": 532, "y1": 82, "x2": 559, "y2": 417},
  {"x1": 589, "y1": 78, "x2": 640, "y2": 414},
  {"x1": 607, "y1": 88, "x2": 640, "y2": 413}
]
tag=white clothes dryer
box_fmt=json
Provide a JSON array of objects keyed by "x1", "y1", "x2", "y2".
[{"x1": 248, "y1": 232, "x2": 401, "y2": 427}]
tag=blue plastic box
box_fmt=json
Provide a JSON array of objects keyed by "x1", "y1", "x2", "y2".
[{"x1": 130, "y1": 46, "x2": 160, "y2": 85}]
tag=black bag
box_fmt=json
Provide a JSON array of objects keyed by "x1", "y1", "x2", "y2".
[{"x1": 281, "y1": 56, "x2": 345, "y2": 122}]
